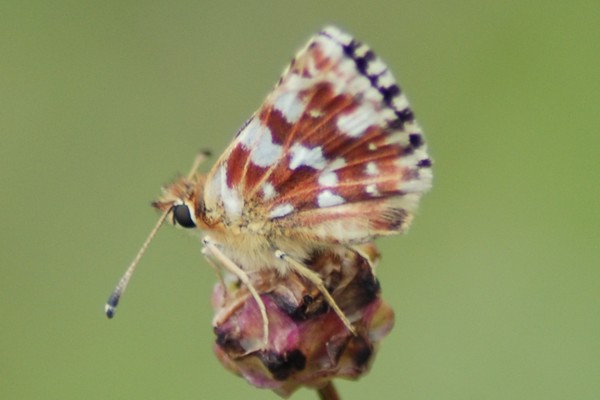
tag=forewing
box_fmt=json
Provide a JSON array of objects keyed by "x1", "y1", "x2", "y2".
[{"x1": 204, "y1": 26, "x2": 432, "y2": 244}]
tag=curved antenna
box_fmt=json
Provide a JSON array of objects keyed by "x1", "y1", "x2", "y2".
[
  {"x1": 187, "y1": 150, "x2": 211, "y2": 180},
  {"x1": 105, "y1": 209, "x2": 170, "y2": 318}
]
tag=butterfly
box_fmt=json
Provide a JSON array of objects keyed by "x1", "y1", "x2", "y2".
[{"x1": 106, "y1": 26, "x2": 432, "y2": 344}]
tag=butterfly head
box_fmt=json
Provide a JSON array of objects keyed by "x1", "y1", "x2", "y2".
[{"x1": 152, "y1": 174, "x2": 207, "y2": 230}]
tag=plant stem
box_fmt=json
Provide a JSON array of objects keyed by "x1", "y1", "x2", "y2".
[{"x1": 317, "y1": 382, "x2": 340, "y2": 400}]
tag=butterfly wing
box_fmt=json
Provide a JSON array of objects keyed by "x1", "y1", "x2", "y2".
[{"x1": 203, "y1": 26, "x2": 432, "y2": 245}]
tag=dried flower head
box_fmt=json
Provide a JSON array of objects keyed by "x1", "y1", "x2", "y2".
[{"x1": 212, "y1": 244, "x2": 394, "y2": 398}]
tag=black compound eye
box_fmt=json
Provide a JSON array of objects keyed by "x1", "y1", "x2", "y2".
[{"x1": 172, "y1": 204, "x2": 196, "y2": 228}]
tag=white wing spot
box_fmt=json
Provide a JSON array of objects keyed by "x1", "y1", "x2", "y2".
[
  {"x1": 328, "y1": 157, "x2": 347, "y2": 170},
  {"x1": 239, "y1": 118, "x2": 261, "y2": 148},
  {"x1": 317, "y1": 190, "x2": 345, "y2": 208},
  {"x1": 366, "y1": 183, "x2": 380, "y2": 196},
  {"x1": 336, "y1": 103, "x2": 377, "y2": 137},
  {"x1": 309, "y1": 108, "x2": 324, "y2": 118},
  {"x1": 368, "y1": 143, "x2": 377, "y2": 151},
  {"x1": 273, "y1": 91, "x2": 305, "y2": 124},
  {"x1": 261, "y1": 182, "x2": 277, "y2": 201},
  {"x1": 250, "y1": 128, "x2": 282, "y2": 168},
  {"x1": 315, "y1": 35, "x2": 344, "y2": 60},
  {"x1": 365, "y1": 162, "x2": 379, "y2": 176},
  {"x1": 318, "y1": 171, "x2": 338, "y2": 187},
  {"x1": 289, "y1": 143, "x2": 327, "y2": 170},
  {"x1": 269, "y1": 203, "x2": 294, "y2": 219},
  {"x1": 239, "y1": 119, "x2": 282, "y2": 168},
  {"x1": 218, "y1": 165, "x2": 243, "y2": 219}
]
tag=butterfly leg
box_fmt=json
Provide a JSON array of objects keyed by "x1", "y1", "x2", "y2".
[
  {"x1": 274, "y1": 250, "x2": 357, "y2": 336},
  {"x1": 202, "y1": 236, "x2": 269, "y2": 346},
  {"x1": 201, "y1": 247, "x2": 228, "y2": 305}
]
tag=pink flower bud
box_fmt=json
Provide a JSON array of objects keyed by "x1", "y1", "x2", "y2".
[{"x1": 212, "y1": 244, "x2": 395, "y2": 397}]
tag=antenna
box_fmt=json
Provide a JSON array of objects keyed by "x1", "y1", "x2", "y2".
[
  {"x1": 187, "y1": 150, "x2": 211, "y2": 180},
  {"x1": 105, "y1": 209, "x2": 170, "y2": 318},
  {"x1": 104, "y1": 150, "x2": 211, "y2": 319}
]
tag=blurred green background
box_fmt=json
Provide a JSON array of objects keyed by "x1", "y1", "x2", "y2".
[{"x1": 1, "y1": 1, "x2": 599, "y2": 399}]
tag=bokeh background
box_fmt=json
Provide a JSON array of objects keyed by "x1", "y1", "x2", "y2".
[{"x1": 2, "y1": 1, "x2": 599, "y2": 399}]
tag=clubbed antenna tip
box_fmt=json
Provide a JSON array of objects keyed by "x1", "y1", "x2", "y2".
[{"x1": 104, "y1": 209, "x2": 170, "y2": 319}]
